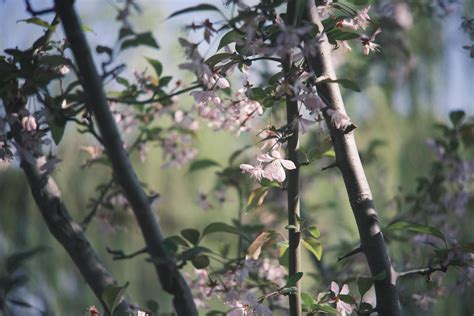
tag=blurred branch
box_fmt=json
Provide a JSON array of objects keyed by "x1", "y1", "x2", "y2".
[
  {"x1": 305, "y1": 2, "x2": 401, "y2": 315},
  {"x1": 81, "y1": 178, "x2": 114, "y2": 231},
  {"x1": 53, "y1": 1, "x2": 198, "y2": 315},
  {"x1": 106, "y1": 247, "x2": 148, "y2": 261},
  {"x1": 396, "y1": 264, "x2": 448, "y2": 281}
]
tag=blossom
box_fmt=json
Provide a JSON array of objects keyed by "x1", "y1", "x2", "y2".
[
  {"x1": 257, "y1": 151, "x2": 296, "y2": 183},
  {"x1": 240, "y1": 163, "x2": 265, "y2": 182},
  {"x1": 21, "y1": 115, "x2": 37, "y2": 132},
  {"x1": 329, "y1": 282, "x2": 353, "y2": 315},
  {"x1": 336, "y1": 6, "x2": 371, "y2": 31},
  {"x1": 303, "y1": 93, "x2": 326, "y2": 114},
  {"x1": 327, "y1": 109, "x2": 352, "y2": 131},
  {"x1": 360, "y1": 28, "x2": 382, "y2": 56}
]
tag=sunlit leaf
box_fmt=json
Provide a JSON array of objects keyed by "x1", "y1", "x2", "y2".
[
  {"x1": 302, "y1": 237, "x2": 323, "y2": 260},
  {"x1": 217, "y1": 30, "x2": 242, "y2": 50},
  {"x1": 145, "y1": 57, "x2": 163, "y2": 77},
  {"x1": 246, "y1": 231, "x2": 271, "y2": 260}
]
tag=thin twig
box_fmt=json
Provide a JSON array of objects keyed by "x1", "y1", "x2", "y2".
[
  {"x1": 396, "y1": 265, "x2": 448, "y2": 280},
  {"x1": 107, "y1": 84, "x2": 203, "y2": 105},
  {"x1": 337, "y1": 246, "x2": 362, "y2": 262},
  {"x1": 107, "y1": 247, "x2": 148, "y2": 260}
]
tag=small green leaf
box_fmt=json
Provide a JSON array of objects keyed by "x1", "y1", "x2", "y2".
[
  {"x1": 201, "y1": 222, "x2": 248, "y2": 240},
  {"x1": 168, "y1": 4, "x2": 222, "y2": 19},
  {"x1": 268, "y1": 71, "x2": 284, "y2": 85},
  {"x1": 386, "y1": 221, "x2": 446, "y2": 243},
  {"x1": 17, "y1": 17, "x2": 50, "y2": 29},
  {"x1": 246, "y1": 187, "x2": 268, "y2": 211},
  {"x1": 217, "y1": 30, "x2": 243, "y2": 50},
  {"x1": 302, "y1": 237, "x2": 323, "y2": 260},
  {"x1": 357, "y1": 276, "x2": 373, "y2": 297},
  {"x1": 359, "y1": 302, "x2": 374, "y2": 313},
  {"x1": 164, "y1": 235, "x2": 189, "y2": 248},
  {"x1": 286, "y1": 272, "x2": 303, "y2": 287},
  {"x1": 181, "y1": 228, "x2": 201, "y2": 246},
  {"x1": 102, "y1": 282, "x2": 129, "y2": 314},
  {"x1": 191, "y1": 255, "x2": 210, "y2": 269},
  {"x1": 449, "y1": 110, "x2": 465, "y2": 127},
  {"x1": 260, "y1": 178, "x2": 281, "y2": 188},
  {"x1": 145, "y1": 57, "x2": 163, "y2": 77},
  {"x1": 314, "y1": 304, "x2": 338, "y2": 313},
  {"x1": 146, "y1": 299, "x2": 159, "y2": 313},
  {"x1": 179, "y1": 246, "x2": 211, "y2": 261},
  {"x1": 121, "y1": 32, "x2": 159, "y2": 50},
  {"x1": 278, "y1": 243, "x2": 289, "y2": 268},
  {"x1": 307, "y1": 226, "x2": 321, "y2": 239},
  {"x1": 81, "y1": 24, "x2": 95, "y2": 33},
  {"x1": 301, "y1": 292, "x2": 317, "y2": 307},
  {"x1": 339, "y1": 294, "x2": 356, "y2": 304},
  {"x1": 188, "y1": 159, "x2": 221, "y2": 173},
  {"x1": 206, "y1": 53, "x2": 236, "y2": 67}
]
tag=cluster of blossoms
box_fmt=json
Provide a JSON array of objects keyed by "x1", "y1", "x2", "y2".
[{"x1": 187, "y1": 257, "x2": 286, "y2": 315}]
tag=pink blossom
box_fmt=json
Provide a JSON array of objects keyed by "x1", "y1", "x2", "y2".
[
  {"x1": 240, "y1": 163, "x2": 265, "y2": 182},
  {"x1": 327, "y1": 109, "x2": 352, "y2": 131},
  {"x1": 21, "y1": 115, "x2": 37, "y2": 132},
  {"x1": 303, "y1": 93, "x2": 326, "y2": 114},
  {"x1": 329, "y1": 282, "x2": 353, "y2": 315},
  {"x1": 257, "y1": 151, "x2": 296, "y2": 183},
  {"x1": 361, "y1": 28, "x2": 382, "y2": 56}
]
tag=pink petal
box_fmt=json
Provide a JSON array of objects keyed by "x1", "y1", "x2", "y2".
[
  {"x1": 270, "y1": 150, "x2": 281, "y2": 159},
  {"x1": 340, "y1": 284, "x2": 350, "y2": 295},
  {"x1": 280, "y1": 159, "x2": 296, "y2": 170},
  {"x1": 240, "y1": 164, "x2": 254, "y2": 172},
  {"x1": 330, "y1": 281, "x2": 340, "y2": 294},
  {"x1": 257, "y1": 153, "x2": 274, "y2": 162}
]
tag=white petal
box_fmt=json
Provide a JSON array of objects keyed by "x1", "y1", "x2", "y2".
[
  {"x1": 257, "y1": 153, "x2": 274, "y2": 162},
  {"x1": 331, "y1": 281, "x2": 340, "y2": 294},
  {"x1": 240, "y1": 164, "x2": 254, "y2": 172},
  {"x1": 270, "y1": 150, "x2": 281, "y2": 159},
  {"x1": 340, "y1": 284, "x2": 350, "y2": 295},
  {"x1": 265, "y1": 160, "x2": 286, "y2": 182},
  {"x1": 280, "y1": 159, "x2": 296, "y2": 170}
]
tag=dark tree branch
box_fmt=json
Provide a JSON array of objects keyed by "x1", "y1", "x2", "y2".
[
  {"x1": 337, "y1": 246, "x2": 363, "y2": 262},
  {"x1": 53, "y1": 1, "x2": 198, "y2": 314},
  {"x1": 24, "y1": 0, "x2": 55, "y2": 16},
  {"x1": 321, "y1": 162, "x2": 338, "y2": 171},
  {"x1": 284, "y1": 1, "x2": 303, "y2": 316},
  {"x1": 11, "y1": 124, "x2": 130, "y2": 313},
  {"x1": 81, "y1": 178, "x2": 115, "y2": 230},
  {"x1": 107, "y1": 84, "x2": 203, "y2": 105},
  {"x1": 305, "y1": 2, "x2": 401, "y2": 315}
]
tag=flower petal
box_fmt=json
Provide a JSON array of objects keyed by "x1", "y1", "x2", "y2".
[
  {"x1": 280, "y1": 158, "x2": 296, "y2": 170},
  {"x1": 330, "y1": 281, "x2": 340, "y2": 294}
]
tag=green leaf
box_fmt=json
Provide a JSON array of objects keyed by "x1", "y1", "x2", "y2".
[
  {"x1": 146, "y1": 300, "x2": 159, "y2": 313},
  {"x1": 302, "y1": 237, "x2": 323, "y2": 260},
  {"x1": 181, "y1": 228, "x2": 201, "y2": 246},
  {"x1": 168, "y1": 4, "x2": 222, "y2": 19},
  {"x1": 326, "y1": 28, "x2": 360, "y2": 41},
  {"x1": 314, "y1": 304, "x2": 338, "y2": 313},
  {"x1": 179, "y1": 246, "x2": 211, "y2": 261},
  {"x1": 268, "y1": 71, "x2": 284, "y2": 85},
  {"x1": 206, "y1": 53, "x2": 237, "y2": 67},
  {"x1": 449, "y1": 110, "x2": 465, "y2": 127},
  {"x1": 307, "y1": 226, "x2": 321, "y2": 239},
  {"x1": 165, "y1": 235, "x2": 189, "y2": 248},
  {"x1": 17, "y1": 17, "x2": 50, "y2": 29},
  {"x1": 188, "y1": 159, "x2": 221, "y2": 173},
  {"x1": 285, "y1": 272, "x2": 303, "y2": 287},
  {"x1": 201, "y1": 222, "x2": 248, "y2": 239},
  {"x1": 121, "y1": 32, "x2": 159, "y2": 50},
  {"x1": 318, "y1": 78, "x2": 361, "y2": 92},
  {"x1": 386, "y1": 221, "x2": 446, "y2": 243},
  {"x1": 191, "y1": 255, "x2": 210, "y2": 269},
  {"x1": 339, "y1": 294, "x2": 356, "y2": 304},
  {"x1": 260, "y1": 178, "x2": 281, "y2": 188},
  {"x1": 102, "y1": 282, "x2": 129, "y2": 314},
  {"x1": 301, "y1": 292, "x2": 317, "y2": 307},
  {"x1": 217, "y1": 30, "x2": 243, "y2": 50},
  {"x1": 359, "y1": 302, "x2": 374, "y2": 313},
  {"x1": 81, "y1": 24, "x2": 95, "y2": 33},
  {"x1": 278, "y1": 243, "x2": 289, "y2": 268},
  {"x1": 357, "y1": 276, "x2": 373, "y2": 297},
  {"x1": 145, "y1": 57, "x2": 163, "y2": 77},
  {"x1": 49, "y1": 118, "x2": 66, "y2": 145}
]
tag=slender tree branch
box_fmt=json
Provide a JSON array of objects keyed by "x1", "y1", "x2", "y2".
[
  {"x1": 305, "y1": 2, "x2": 401, "y2": 315},
  {"x1": 321, "y1": 162, "x2": 338, "y2": 171},
  {"x1": 107, "y1": 84, "x2": 203, "y2": 105},
  {"x1": 396, "y1": 265, "x2": 448, "y2": 280},
  {"x1": 81, "y1": 178, "x2": 114, "y2": 230},
  {"x1": 107, "y1": 247, "x2": 148, "y2": 261},
  {"x1": 284, "y1": 1, "x2": 303, "y2": 316},
  {"x1": 337, "y1": 246, "x2": 363, "y2": 262},
  {"x1": 54, "y1": 1, "x2": 197, "y2": 314},
  {"x1": 24, "y1": 0, "x2": 55, "y2": 16}
]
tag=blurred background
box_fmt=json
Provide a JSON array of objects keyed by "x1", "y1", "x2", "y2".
[{"x1": 0, "y1": 0, "x2": 473, "y2": 315}]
